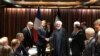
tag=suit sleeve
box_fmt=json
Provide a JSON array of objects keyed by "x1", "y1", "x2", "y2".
[
  {"x1": 22, "y1": 29, "x2": 29, "y2": 47},
  {"x1": 37, "y1": 28, "x2": 46, "y2": 39}
]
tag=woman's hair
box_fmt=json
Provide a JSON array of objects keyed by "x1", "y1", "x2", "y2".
[
  {"x1": 1, "y1": 46, "x2": 12, "y2": 56},
  {"x1": 11, "y1": 39, "x2": 20, "y2": 48}
]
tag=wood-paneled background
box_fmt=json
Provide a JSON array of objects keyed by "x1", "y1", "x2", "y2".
[{"x1": 0, "y1": 8, "x2": 100, "y2": 41}]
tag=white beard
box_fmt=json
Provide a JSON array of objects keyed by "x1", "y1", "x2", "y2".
[{"x1": 56, "y1": 26, "x2": 61, "y2": 29}]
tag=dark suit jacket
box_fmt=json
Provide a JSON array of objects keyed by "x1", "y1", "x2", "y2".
[
  {"x1": 94, "y1": 41, "x2": 100, "y2": 56},
  {"x1": 70, "y1": 30, "x2": 85, "y2": 55},
  {"x1": 22, "y1": 27, "x2": 34, "y2": 47},
  {"x1": 37, "y1": 27, "x2": 47, "y2": 46},
  {"x1": 12, "y1": 49, "x2": 23, "y2": 56},
  {"x1": 13, "y1": 43, "x2": 29, "y2": 56},
  {"x1": 82, "y1": 38, "x2": 96, "y2": 56},
  {"x1": 46, "y1": 28, "x2": 53, "y2": 38}
]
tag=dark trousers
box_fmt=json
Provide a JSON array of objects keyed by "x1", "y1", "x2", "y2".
[
  {"x1": 72, "y1": 54, "x2": 81, "y2": 56},
  {"x1": 37, "y1": 45, "x2": 46, "y2": 56}
]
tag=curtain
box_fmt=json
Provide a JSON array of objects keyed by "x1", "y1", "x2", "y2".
[{"x1": 1, "y1": 8, "x2": 100, "y2": 41}]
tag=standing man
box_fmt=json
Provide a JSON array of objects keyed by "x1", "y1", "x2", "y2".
[
  {"x1": 70, "y1": 21, "x2": 85, "y2": 56},
  {"x1": 50, "y1": 21, "x2": 69, "y2": 56},
  {"x1": 37, "y1": 20, "x2": 48, "y2": 56},
  {"x1": 94, "y1": 31, "x2": 100, "y2": 56},
  {"x1": 82, "y1": 27, "x2": 95, "y2": 56},
  {"x1": 22, "y1": 21, "x2": 35, "y2": 48},
  {"x1": 93, "y1": 19, "x2": 100, "y2": 56}
]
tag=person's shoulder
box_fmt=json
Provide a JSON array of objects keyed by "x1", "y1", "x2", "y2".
[
  {"x1": 91, "y1": 38, "x2": 96, "y2": 43},
  {"x1": 38, "y1": 27, "x2": 41, "y2": 29},
  {"x1": 79, "y1": 30, "x2": 84, "y2": 35},
  {"x1": 23, "y1": 27, "x2": 28, "y2": 30},
  {"x1": 61, "y1": 28, "x2": 67, "y2": 31},
  {"x1": 60, "y1": 28, "x2": 64, "y2": 30},
  {"x1": 37, "y1": 27, "x2": 41, "y2": 30},
  {"x1": 38, "y1": 27, "x2": 43, "y2": 30}
]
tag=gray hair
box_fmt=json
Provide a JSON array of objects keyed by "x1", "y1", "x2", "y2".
[
  {"x1": 16, "y1": 33, "x2": 24, "y2": 38},
  {"x1": 74, "y1": 21, "x2": 80, "y2": 27},
  {"x1": 55, "y1": 20, "x2": 62, "y2": 26},
  {"x1": 94, "y1": 19, "x2": 100, "y2": 25},
  {"x1": 27, "y1": 21, "x2": 33, "y2": 26},
  {"x1": 85, "y1": 27, "x2": 95, "y2": 37}
]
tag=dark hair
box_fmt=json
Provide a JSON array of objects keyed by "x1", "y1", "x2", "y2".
[{"x1": 81, "y1": 21, "x2": 87, "y2": 26}]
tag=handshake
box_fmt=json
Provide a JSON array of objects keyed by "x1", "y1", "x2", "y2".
[{"x1": 45, "y1": 38, "x2": 50, "y2": 42}]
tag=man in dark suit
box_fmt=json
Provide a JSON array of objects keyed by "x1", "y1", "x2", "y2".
[
  {"x1": 94, "y1": 31, "x2": 100, "y2": 56},
  {"x1": 15, "y1": 33, "x2": 29, "y2": 56},
  {"x1": 82, "y1": 27, "x2": 96, "y2": 56},
  {"x1": 22, "y1": 21, "x2": 35, "y2": 48},
  {"x1": 93, "y1": 19, "x2": 100, "y2": 56},
  {"x1": 50, "y1": 21, "x2": 69, "y2": 56},
  {"x1": 46, "y1": 22, "x2": 53, "y2": 38},
  {"x1": 37, "y1": 20, "x2": 48, "y2": 56},
  {"x1": 71, "y1": 21, "x2": 85, "y2": 56}
]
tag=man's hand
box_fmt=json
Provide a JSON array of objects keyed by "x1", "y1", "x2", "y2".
[{"x1": 45, "y1": 38, "x2": 50, "y2": 42}]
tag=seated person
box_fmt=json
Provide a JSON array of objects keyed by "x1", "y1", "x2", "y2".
[
  {"x1": 0, "y1": 37, "x2": 12, "y2": 56},
  {"x1": 16, "y1": 33, "x2": 29, "y2": 56},
  {"x1": 11, "y1": 39, "x2": 21, "y2": 56}
]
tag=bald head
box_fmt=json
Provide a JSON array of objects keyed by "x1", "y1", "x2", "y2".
[{"x1": 27, "y1": 21, "x2": 33, "y2": 29}]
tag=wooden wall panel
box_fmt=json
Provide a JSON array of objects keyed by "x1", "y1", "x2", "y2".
[{"x1": 1, "y1": 8, "x2": 100, "y2": 41}]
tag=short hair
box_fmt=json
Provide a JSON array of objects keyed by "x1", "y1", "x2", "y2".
[
  {"x1": 41, "y1": 20, "x2": 46, "y2": 24},
  {"x1": 1, "y1": 37, "x2": 8, "y2": 45},
  {"x1": 1, "y1": 37, "x2": 8, "y2": 41},
  {"x1": 55, "y1": 20, "x2": 62, "y2": 26},
  {"x1": 94, "y1": 19, "x2": 100, "y2": 25},
  {"x1": 41, "y1": 20, "x2": 46, "y2": 22},
  {"x1": 27, "y1": 21, "x2": 33, "y2": 26},
  {"x1": 74, "y1": 21, "x2": 80, "y2": 27},
  {"x1": 11, "y1": 39, "x2": 20, "y2": 48},
  {"x1": 16, "y1": 33, "x2": 24, "y2": 38},
  {"x1": 27, "y1": 21, "x2": 33, "y2": 25},
  {"x1": 85, "y1": 27, "x2": 95, "y2": 36},
  {"x1": 81, "y1": 21, "x2": 86, "y2": 26}
]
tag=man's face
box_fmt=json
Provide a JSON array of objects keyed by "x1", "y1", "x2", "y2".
[
  {"x1": 41, "y1": 21, "x2": 46, "y2": 27},
  {"x1": 55, "y1": 23, "x2": 61, "y2": 29},
  {"x1": 94, "y1": 24, "x2": 100, "y2": 32},
  {"x1": 28, "y1": 24, "x2": 33, "y2": 29},
  {"x1": 19, "y1": 35, "x2": 24, "y2": 42}
]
